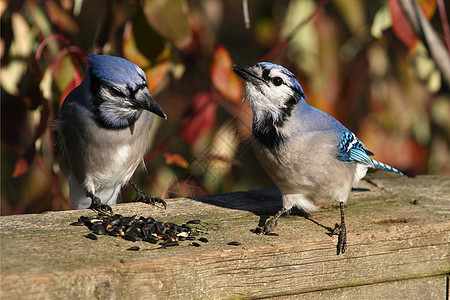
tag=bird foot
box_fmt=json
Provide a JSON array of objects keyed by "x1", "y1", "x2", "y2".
[
  {"x1": 328, "y1": 221, "x2": 347, "y2": 255},
  {"x1": 135, "y1": 192, "x2": 167, "y2": 209},
  {"x1": 263, "y1": 218, "x2": 278, "y2": 233},
  {"x1": 88, "y1": 196, "x2": 113, "y2": 216},
  {"x1": 129, "y1": 180, "x2": 167, "y2": 209},
  {"x1": 253, "y1": 218, "x2": 278, "y2": 235}
]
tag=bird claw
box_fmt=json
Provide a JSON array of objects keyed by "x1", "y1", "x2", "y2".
[
  {"x1": 129, "y1": 180, "x2": 167, "y2": 209},
  {"x1": 89, "y1": 196, "x2": 113, "y2": 216},
  {"x1": 252, "y1": 219, "x2": 278, "y2": 235},
  {"x1": 329, "y1": 221, "x2": 347, "y2": 255},
  {"x1": 136, "y1": 194, "x2": 167, "y2": 209},
  {"x1": 263, "y1": 219, "x2": 278, "y2": 234}
]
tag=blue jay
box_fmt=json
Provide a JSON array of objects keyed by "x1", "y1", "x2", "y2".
[
  {"x1": 233, "y1": 62, "x2": 404, "y2": 255},
  {"x1": 59, "y1": 54, "x2": 167, "y2": 214}
]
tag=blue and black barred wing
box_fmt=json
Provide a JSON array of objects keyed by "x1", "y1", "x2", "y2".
[
  {"x1": 336, "y1": 131, "x2": 404, "y2": 175},
  {"x1": 336, "y1": 131, "x2": 374, "y2": 167}
]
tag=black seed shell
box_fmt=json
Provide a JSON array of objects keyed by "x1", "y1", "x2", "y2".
[
  {"x1": 227, "y1": 241, "x2": 241, "y2": 246},
  {"x1": 84, "y1": 233, "x2": 98, "y2": 240}
]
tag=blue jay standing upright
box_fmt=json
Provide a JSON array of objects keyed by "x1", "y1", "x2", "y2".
[
  {"x1": 233, "y1": 62, "x2": 404, "y2": 255},
  {"x1": 59, "y1": 54, "x2": 167, "y2": 214}
]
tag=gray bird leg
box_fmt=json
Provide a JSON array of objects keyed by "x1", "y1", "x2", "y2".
[
  {"x1": 87, "y1": 191, "x2": 114, "y2": 216},
  {"x1": 328, "y1": 201, "x2": 347, "y2": 255},
  {"x1": 254, "y1": 207, "x2": 288, "y2": 234},
  {"x1": 129, "y1": 180, "x2": 167, "y2": 209}
]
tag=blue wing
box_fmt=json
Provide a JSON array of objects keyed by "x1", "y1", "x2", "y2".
[
  {"x1": 336, "y1": 131, "x2": 404, "y2": 175},
  {"x1": 336, "y1": 131, "x2": 374, "y2": 167}
]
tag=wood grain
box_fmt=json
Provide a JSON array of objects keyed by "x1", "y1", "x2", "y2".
[{"x1": 1, "y1": 175, "x2": 449, "y2": 299}]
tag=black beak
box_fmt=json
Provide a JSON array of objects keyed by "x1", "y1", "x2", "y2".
[
  {"x1": 134, "y1": 88, "x2": 167, "y2": 119},
  {"x1": 232, "y1": 64, "x2": 264, "y2": 84}
]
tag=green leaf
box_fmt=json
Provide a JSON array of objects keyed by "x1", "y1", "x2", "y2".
[{"x1": 143, "y1": 0, "x2": 191, "y2": 49}]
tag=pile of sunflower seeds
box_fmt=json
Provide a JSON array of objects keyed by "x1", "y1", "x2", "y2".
[{"x1": 71, "y1": 214, "x2": 205, "y2": 249}]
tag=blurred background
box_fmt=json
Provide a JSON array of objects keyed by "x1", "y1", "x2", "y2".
[{"x1": 1, "y1": 0, "x2": 449, "y2": 215}]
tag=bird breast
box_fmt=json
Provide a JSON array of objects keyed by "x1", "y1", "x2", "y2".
[
  {"x1": 60, "y1": 100, "x2": 155, "y2": 191},
  {"x1": 83, "y1": 111, "x2": 154, "y2": 190},
  {"x1": 252, "y1": 130, "x2": 358, "y2": 203}
]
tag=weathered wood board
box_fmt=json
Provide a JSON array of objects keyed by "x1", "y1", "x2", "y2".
[{"x1": 1, "y1": 175, "x2": 449, "y2": 299}]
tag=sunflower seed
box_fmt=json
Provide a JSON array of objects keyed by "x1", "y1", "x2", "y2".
[
  {"x1": 186, "y1": 219, "x2": 201, "y2": 224},
  {"x1": 227, "y1": 241, "x2": 241, "y2": 246},
  {"x1": 84, "y1": 233, "x2": 98, "y2": 240}
]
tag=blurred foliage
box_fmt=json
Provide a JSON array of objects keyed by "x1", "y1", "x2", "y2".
[{"x1": 1, "y1": 0, "x2": 449, "y2": 215}]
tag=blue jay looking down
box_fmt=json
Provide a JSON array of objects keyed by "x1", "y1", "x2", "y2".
[
  {"x1": 233, "y1": 62, "x2": 404, "y2": 255},
  {"x1": 59, "y1": 54, "x2": 167, "y2": 214}
]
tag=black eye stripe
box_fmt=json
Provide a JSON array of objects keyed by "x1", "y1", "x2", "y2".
[
  {"x1": 262, "y1": 68, "x2": 271, "y2": 81},
  {"x1": 261, "y1": 67, "x2": 284, "y2": 86},
  {"x1": 109, "y1": 86, "x2": 124, "y2": 97}
]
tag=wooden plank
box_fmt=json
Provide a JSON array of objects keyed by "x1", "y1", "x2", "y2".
[
  {"x1": 1, "y1": 175, "x2": 449, "y2": 299},
  {"x1": 277, "y1": 275, "x2": 449, "y2": 299}
]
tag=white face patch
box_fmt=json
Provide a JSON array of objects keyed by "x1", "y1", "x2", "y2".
[
  {"x1": 245, "y1": 83, "x2": 281, "y2": 125},
  {"x1": 244, "y1": 65, "x2": 298, "y2": 126},
  {"x1": 97, "y1": 100, "x2": 139, "y2": 127},
  {"x1": 95, "y1": 85, "x2": 141, "y2": 128}
]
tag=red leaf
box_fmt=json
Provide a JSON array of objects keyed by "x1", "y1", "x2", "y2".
[
  {"x1": 13, "y1": 158, "x2": 29, "y2": 178},
  {"x1": 163, "y1": 152, "x2": 189, "y2": 168},
  {"x1": 389, "y1": 0, "x2": 418, "y2": 48},
  {"x1": 146, "y1": 61, "x2": 170, "y2": 94},
  {"x1": 59, "y1": 73, "x2": 82, "y2": 109},
  {"x1": 211, "y1": 45, "x2": 244, "y2": 103},
  {"x1": 49, "y1": 48, "x2": 86, "y2": 109},
  {"x1": 181, "y1": 93, "x2": 216, "y2": 145},
  {"x1": 389, "y1": 0, "x2": 436, "y2": 49},
  {"x1": 419, "y1": 0, "x2": 437, "y2": 18},
  {"x1": 35, "y1": 34, "x2": 70, "y2": 61}
]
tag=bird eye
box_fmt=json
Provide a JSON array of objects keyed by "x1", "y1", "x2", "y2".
[
  {"x1": 272, "y1": 77, "x2": 283, "y2": 86},
  {"x1": 109, "y1": 87, "x2": 124, "y2": 97}
]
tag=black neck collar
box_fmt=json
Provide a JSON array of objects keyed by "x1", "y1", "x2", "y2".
[
  {"x1": 252, "y1": 93, "x2": 302, "y2": 148},
  {"x1": 252, "y1": 114, "x2": 286, "y2": 148}
]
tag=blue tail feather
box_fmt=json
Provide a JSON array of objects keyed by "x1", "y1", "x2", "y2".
[{"x1": 371, "y1": 159, "x2": 404, "y2": 175}]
